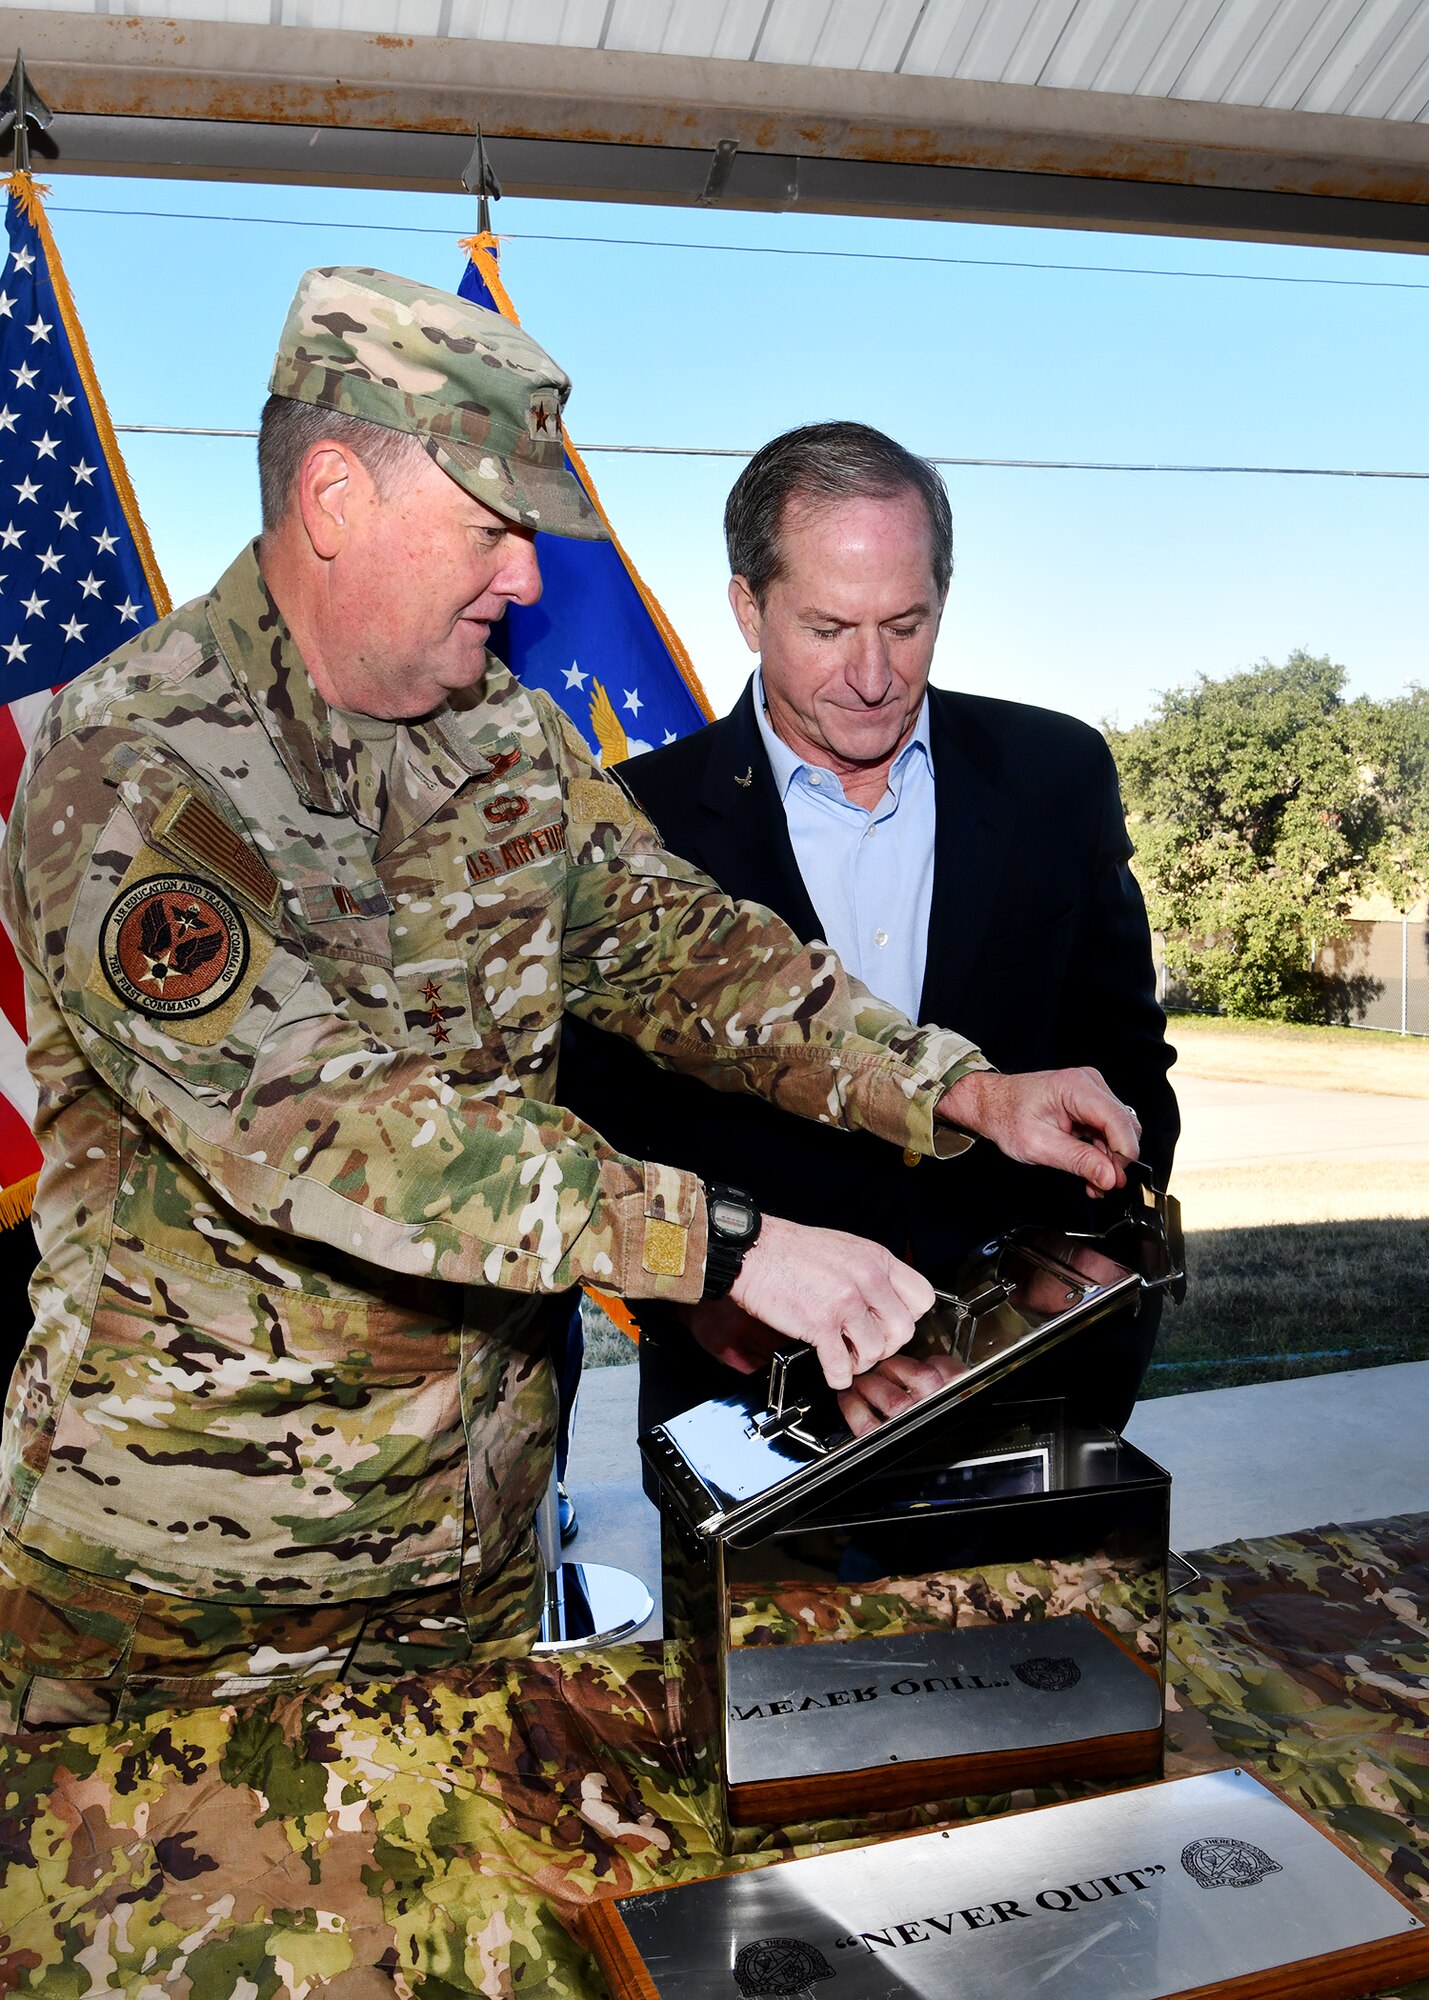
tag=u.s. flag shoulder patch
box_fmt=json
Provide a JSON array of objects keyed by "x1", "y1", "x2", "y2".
[{"x1": 100, "y1": 874, "x2": 250, "y2": 1020}]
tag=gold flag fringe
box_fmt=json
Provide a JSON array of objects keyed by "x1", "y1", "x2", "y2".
[
  {"x1": 5, "y1": 172, "x2": 170, "y2": 619},
  {"x1": 459, "y1": 230, "x2": 713, "y2": 723},
  {"x1": 0, "y1": 1172, "x2": 37, "y2": 1233},
  {"x1": 582, "y1": 1283, "x2": 642, "y2": 1347}
]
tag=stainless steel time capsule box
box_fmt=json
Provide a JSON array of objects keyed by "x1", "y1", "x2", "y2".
[{"x1": 642, "y1": 1169, "x2": 1186, "y2": 1845}]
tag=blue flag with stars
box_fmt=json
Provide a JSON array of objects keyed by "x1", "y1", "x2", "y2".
[
  {"x1": 0, "y1": 175, "x2": 167, "y2": 705},
  {"x1": 458, "y1": 235, "x2": 709, "y2": 763}
]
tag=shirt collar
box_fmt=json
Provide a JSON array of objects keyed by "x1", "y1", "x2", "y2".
[
  {"x1": 754, "y1": 669, "x2": 932, "y2": 805},
  {"x1": 206, "y1": 542, "x2": 490, "y2": 838}
]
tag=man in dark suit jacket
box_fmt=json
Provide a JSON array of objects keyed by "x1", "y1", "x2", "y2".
[{"x1": 562, "y1": 421, "x2": 1177, "y2": 1442}]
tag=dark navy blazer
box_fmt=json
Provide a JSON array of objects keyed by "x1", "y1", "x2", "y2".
[{"x1": 561, "y1": 677, "x2": 1180, "y2": 1431}]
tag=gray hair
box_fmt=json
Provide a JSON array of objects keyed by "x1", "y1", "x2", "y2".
[
  {"x1": 256, "y1": 394, "x2": 426, "y2": 531},
  {"x1": 725, "y1": 421, "x2": 953, "y2": 607}
]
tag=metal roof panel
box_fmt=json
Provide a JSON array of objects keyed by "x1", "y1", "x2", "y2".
[
  {"x1": 604, "y1": 0, "x2": 675, "y2": 55},
  {"x1": 858, "y1": 0, "x2": 929, "y2": 72},
  {"x1": 901, "y1": 0, "x2": 996, "y2": 81},
  {"x1": 1039, "y1": 0, "x2": 1146, "y2": 91},
  {"x1": 22, "y1": 0, "x2": 1429, "y2": 142},
  {"x1": 1384, "y1": 45, "x2": 1429, "y2": 118},
  {"x1": 757, "y1": 0, "x2": 835, "y2": 68},
  {"x1": 1254, "y1": 0, "x2": 1369, "y2": 111},
  {"x1": 1334, "y1": 4, "x2": 1429, "y2": 115}
]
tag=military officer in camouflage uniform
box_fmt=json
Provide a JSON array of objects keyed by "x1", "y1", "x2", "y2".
[{"x1": 0, "y1": 267, "x2": 1140, "y2": 1731}]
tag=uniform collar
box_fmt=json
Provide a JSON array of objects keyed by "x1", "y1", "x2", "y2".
[
  {"x1": 754, "y1": 669, "x2": 932, "y2": 806},
  {"x1": 206, "y1": 543, "x2": 489, "y2": 841}
]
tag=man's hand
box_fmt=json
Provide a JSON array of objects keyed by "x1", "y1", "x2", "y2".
[
  {"x1": 676, "y1": 1296, "x2": 785, "y2": 1376},
  {"x1": 937, "y1": 1067, "x2": 1141, "y2": 1198},
  {"x1": 727, "y1": 1214, "x2": 934, "y2": 1391},
  {"x1": 838, "y1": 1350, "x2": 969, "y2": 1437}
]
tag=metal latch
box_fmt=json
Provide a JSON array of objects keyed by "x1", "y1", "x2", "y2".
[{"x1": 746, "y1": 1347, "x2": 832, "y2": 1452}]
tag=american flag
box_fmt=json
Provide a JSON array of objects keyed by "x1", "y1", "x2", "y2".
[
  {"x1": 0, "y1": 173, "x2": 168, "y2": 1213},
  {"x1": 458, "y1": 233, "x2": 711, "y2": 767}
]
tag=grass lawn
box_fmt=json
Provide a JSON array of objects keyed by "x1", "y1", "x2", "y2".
[
  {"x1": 1146, "y1": 1215, "x2": 1428, "y2": 1396},
  {"x1": 1155, "y1": 1015, "x2": 1428, "y2": 1395}
]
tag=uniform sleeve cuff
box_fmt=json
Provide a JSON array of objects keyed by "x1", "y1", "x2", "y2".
[
  {"x1": 905, "y1": 1051, "x2": 997, "y2": 1160},
  {"x1": 599, "y1": 1158, "x2": 710, "y2": 1303}
]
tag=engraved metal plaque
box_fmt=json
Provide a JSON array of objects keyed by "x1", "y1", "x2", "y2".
[
  {"x1": 594, "y1": 1770, "x2": 1428, "y2": 1999},
  {"x1": 724, "y1": 1614, "x2": 1160, "y2": 1789}
]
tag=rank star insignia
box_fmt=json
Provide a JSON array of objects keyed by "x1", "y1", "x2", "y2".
[
  {"x1": 421, "y1": 976, "x2": 454, "y2": 1047},
  {"x1": 1180, "y1": 1838, "x2": 1283, "y2": 1890},
  {"x1": 530, "y1": 400, "x2": 551, "y2": 434}
]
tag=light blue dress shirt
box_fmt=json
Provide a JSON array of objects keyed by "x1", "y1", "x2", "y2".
[{"x1": 754, "y1": 674, "x2": 936, "y2": 1024}]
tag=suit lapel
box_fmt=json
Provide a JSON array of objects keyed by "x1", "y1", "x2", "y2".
[
  {"x1": 919, "y1": 690, "x2": 1015, "y2": 1024},
  {"x1": 697, "y1": 678, "x2": 823, "y2": 942}
]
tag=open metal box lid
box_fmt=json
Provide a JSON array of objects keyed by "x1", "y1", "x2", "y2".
[{"x1": 641, "y1": 1166, "x2": 1184, "y2": 1546}]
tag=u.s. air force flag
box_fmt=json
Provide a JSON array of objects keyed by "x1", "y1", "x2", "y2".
[
  {"x1": 0, "y1": 172, "x2": 168, "y2": 1223},
  {"x1": 458, "y1": 233, "x2": 710, "y2": 763}
]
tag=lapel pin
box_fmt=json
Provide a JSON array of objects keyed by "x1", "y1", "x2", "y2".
[{"x1": 734, "y1": 766, "x2": 753, "y2": 788}]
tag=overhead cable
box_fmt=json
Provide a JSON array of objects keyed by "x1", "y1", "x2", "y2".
[
  {"x1": 111, "y1": 426, "x2": 1429, "y2": 477},
  {"x1": 51, "y1": 205, "x2": 1429, "y2": 293}
]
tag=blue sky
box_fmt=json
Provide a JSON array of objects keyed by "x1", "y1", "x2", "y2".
[{"x1": 41, "y1": 172, "x2": 1429, "y2": 730}]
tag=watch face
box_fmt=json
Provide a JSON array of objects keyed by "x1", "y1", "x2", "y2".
[{"x1": 710, "y1": 1196, "x2": 754, "y2": 1241}]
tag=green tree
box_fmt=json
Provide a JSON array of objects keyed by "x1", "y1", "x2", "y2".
[
  {"x1": 1107, "y1": 653, "x2": 1424, "y2": 1021},
  {"x1": 1352, "y1": 682, "x2": 1429, "y2": 909}
]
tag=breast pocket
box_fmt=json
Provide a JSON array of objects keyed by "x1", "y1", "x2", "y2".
[{"x1": 288, "y1": 878, "x2": 400, "y2": 1039}]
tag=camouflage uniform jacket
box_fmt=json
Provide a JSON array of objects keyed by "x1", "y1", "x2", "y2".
[{"x1": 0, "y1": 545, "x2": 984, "y2": 1607}]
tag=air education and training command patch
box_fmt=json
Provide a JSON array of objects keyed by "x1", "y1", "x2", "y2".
[{"x1": 101, "y1": 875, "x2": 250, "y2": 1020}]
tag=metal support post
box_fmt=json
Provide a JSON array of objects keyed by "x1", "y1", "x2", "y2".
[{"x1": 532, "y1": 1468, "x2": 653, "y2": 1654}]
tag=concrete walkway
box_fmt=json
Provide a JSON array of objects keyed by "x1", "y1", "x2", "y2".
[
  {"x1": 1174, "y1": 1074, "x2": 1429, "y2": 1172},
  {"x1": 1124, "y1": 1359, "x2": 1429, "y2": 1548},
  {"x1": 563, "y1": 1357, "x2": 1429, "y2": 1638}
]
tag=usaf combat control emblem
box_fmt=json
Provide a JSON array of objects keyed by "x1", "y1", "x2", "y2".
[
  {"x1": 1181, "y1": 1837, "x2": 1283, "y2": 1889},
  {"x1": 1013, "y1": 1655, "x2": 1082, "y2": 1692},
  {"x1": 733, "y1": 1938, "x2": 834, "y2": 1998},
  {"x1": 101, "y1": 875, "x2": 249, "y2": 1019}
]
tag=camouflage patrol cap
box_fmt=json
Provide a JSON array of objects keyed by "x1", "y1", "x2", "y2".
[{"x1": 269, "y1": 265, "x2": 607, "y2": 541}]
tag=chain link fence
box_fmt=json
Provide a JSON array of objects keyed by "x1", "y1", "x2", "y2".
[
  {"x1": 1316, "y1": 918, "x2": 1429, "y2": 1036},
  {"x1": 1157, "y1": 918, "x2": 1429, "y2": 1035}
]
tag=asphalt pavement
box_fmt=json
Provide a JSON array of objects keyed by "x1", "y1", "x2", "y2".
[{"x1": 1173, "y1": 1073, "x2": 1428, "y2": 1172}]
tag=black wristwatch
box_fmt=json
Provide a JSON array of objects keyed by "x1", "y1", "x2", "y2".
[{"x1": 700, "y1": 1182, "x2": 762, "y2": 1300}]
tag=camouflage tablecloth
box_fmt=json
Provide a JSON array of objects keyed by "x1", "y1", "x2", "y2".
[{"x1": 1, "y1": 1511, "x2": 1425, "y2": 1998}]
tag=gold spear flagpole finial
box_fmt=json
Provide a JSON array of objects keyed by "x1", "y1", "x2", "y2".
[{"x1": 0, "y1": 53, "x2": 55, "y2": 178}]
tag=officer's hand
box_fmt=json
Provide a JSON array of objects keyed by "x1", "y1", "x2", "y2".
[
  {"x1": 728, "y1": 1216, "x2": 935, "y2": 1392},
  {"x1": 676, "y1": 1297, "x2": 785, "y2": 1376},
  {"x1": 936, "y1": 1067, "x2": 1141, "y2": 1198},
  {"x1": 838, "y1": 1350, "x2": 969, "y2": 1437}
]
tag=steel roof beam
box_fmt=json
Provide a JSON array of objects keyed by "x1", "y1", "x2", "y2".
[{"x1": 10, "y1": 9, "x2": 1429, "y2": 251}]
